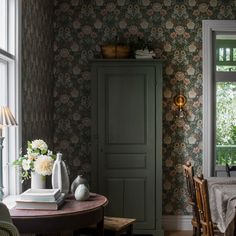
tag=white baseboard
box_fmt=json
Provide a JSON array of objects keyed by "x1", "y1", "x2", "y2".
[{"x1": 162, "y1": 215, "x2": 192, "y2": 231}]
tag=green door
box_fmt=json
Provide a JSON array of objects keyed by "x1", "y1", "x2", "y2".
[{"x1": 96, "y1": 64, "x2": 157, "y2": 229}]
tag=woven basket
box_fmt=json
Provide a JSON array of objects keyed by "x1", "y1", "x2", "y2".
[{"x1": 101, "y1": 45, "x2": 130, "y2": 58}]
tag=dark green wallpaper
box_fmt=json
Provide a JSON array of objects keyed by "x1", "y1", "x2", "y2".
[
  {"x1": 22, "y1": 0, "x2": 236, "y2": 215},
  {"x1": 53, "y1": 0, "x2": 236, "y2": 215},
  {"x1": 22, "y1": 0, "x2": 54, "y2": 148}
]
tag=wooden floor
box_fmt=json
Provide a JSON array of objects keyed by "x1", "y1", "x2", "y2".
[
  {"x1": 36, "y1": 230, "x2": 193, "y2": 236},
  {"x1": 165, "y1": 231, "x2": 192, "y2": 236}
]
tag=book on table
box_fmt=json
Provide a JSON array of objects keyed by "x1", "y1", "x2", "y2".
[
  {"x1": 18, "y1": 188, "x2": 61, "y2": 202},
  {"x1": 15, "y1": 193, "x2": 65, "y2": 210},
  {"x1": 15, "y1": 189, "x2": 65, "y2": 210}
]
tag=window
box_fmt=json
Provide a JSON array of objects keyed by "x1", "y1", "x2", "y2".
[
  {"x1": 215, "y1": 36, "x2": 236, "y2": 170},
  {"x1": 0, "y1": 0, "x2": 21, "y2": 196},
  {"x1": 203, "y1": 21, "x2": 236, "y2": 177},
  {"x1": 216, "y1": 39, "x2": 236, "y2": 72}
]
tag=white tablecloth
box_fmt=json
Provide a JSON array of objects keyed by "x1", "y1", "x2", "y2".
[{"x1": 207, "y1": 177, "x2": 236, "y2": 236}]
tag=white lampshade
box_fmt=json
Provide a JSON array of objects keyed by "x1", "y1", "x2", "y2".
[
  {"x1": 0, "y1": 106, "x2": 17, "y2": 201},
  {"x1": 0, "y1": 106, "x2": 17, "y2": 127}
]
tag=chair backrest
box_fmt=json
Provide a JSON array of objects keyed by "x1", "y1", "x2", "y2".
[
  {"x1": 0, "y1": 202, "x2": 20, "y2": 236},
  {"x1": 183, "y1": 162, "x2": 200, "y2": 225},
  {"x1": 225, "y1": 163, "x2": 236, "y2": 177},
  {"x1": 193, "y1": 174, "x2": 214, "y2": 236},
  {"x1": 183, "y1": 161, "x2": 195, "y2": 205}
]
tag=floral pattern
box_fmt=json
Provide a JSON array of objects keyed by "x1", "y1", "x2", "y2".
[{"x1": 22, "y1": 0, "x2": 236, "y2": 215}]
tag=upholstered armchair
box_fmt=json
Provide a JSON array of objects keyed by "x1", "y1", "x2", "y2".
[{"x1": 0, "y1": 202, "x2": 19, "y2": 236}]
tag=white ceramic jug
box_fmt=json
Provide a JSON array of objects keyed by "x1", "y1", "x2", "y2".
[{"x1": 51, "y1": 152, "x2": 70, "y2": 194}]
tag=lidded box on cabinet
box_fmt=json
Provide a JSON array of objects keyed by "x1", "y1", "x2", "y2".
[{"x1": 101, "y1": 45, "x2": 130, "y2": 59}]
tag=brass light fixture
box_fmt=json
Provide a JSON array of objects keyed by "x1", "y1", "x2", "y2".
[{"x1": 174, "y1": 94, "x2": 187, "y2": 118}]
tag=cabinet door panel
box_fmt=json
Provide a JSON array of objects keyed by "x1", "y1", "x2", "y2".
[
  {"x1": 105, "y1": 178, "x2": 124, "y2": 216},
  {"x1": 105, "y1": 153, "x2": 146, "y2": 169},
  {"x1": 107, "y1": 74, "x2": 145, "y2": 144},
  {"x1": 124, "y1": 178, "x2": 145, "y2": 221},
  {"x1": 97, "y1": 66, "x2": 156, "y2": 229}
]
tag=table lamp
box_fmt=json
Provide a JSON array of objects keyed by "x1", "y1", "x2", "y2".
[{"x1": 0, "y1": 106, "x2": 17, "y2": 201}]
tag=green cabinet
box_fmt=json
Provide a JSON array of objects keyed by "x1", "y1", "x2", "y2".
[{"x1": 91, "y1": 60, "x2": 163, "y2": 236}]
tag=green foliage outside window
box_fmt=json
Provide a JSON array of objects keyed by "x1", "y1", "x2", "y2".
[
  {"x1": 216, "y1": 82, "x2": 236, "y2": 165},
  {"x1": 216, "y1": 39, "x2": 236, "y2": 72}
]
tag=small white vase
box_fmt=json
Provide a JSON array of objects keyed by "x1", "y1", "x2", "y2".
[
  {"x1": 31, "y1": 172, "x2": 46, "y2": 189},
  {"x1": 74, "y1": 184, "x2": 90, "y2": 201},
  {"x1": 71, "y1": 175, "x2": 89, "y2": 194}
]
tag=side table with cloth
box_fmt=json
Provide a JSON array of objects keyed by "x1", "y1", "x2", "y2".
[{"x1": 207, "y1": 177, "x2": 236, "y2": 236}]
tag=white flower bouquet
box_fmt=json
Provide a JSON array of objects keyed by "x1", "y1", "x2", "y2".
[{"x1": 13, "y1": 139, "x2": 56, "y2": 181}]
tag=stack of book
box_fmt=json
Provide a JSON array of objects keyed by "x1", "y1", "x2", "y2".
[
  {"x1": 135, "y1": 48, "x2": 156, "y2": 59},
  {"x1": 15, "y1": 188, "x2": 65, "y2": 210}
]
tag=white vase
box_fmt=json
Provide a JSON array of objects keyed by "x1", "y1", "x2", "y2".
[
  {"x1": 74, "y1": 184, "x2": 90, "y2": 201},
  {"x1": 51, "y1": 153, "x2": 70, "y2": 194},
  {"x1": 71, "y1": 175, "x2": 89, "y2": 194},
  {"x1": 31, "y1": 172, "x2": 46, "y2": 189}
]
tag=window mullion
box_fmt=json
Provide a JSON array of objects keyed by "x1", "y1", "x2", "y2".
[
  {"x1": 6, "y1": 0, "x2": 9, "y2": 52},
  {"x1": 215, "y1": 72, "x2": 236, "y2": 82},
  {"x1": 0, "y1": 49, "x2": 15, "y2": 61},
  {"x1": 230, "y1": 47, "x2": 233, "y2": 63}
]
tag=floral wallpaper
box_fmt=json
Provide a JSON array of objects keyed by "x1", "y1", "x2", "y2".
[
  {"x1": 53, "y1": 0, "x2": 236, "y2": 215},
  {"x1": 22, "y1": 0, "x2": 54, "y2": 149}
]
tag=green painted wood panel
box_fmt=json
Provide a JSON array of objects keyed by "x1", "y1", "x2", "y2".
[
  {"x1": 124, "y1": 178, "x2": 145, "y2": 221},
  {"x1": 107, "y1": 74, "x2": 145, "y2": 144},
  {"x1": 91, "y1": 60, "x2": 163, "y2": 236},
  {"x1": 106, "y1": 178, "x2": 124, "y2": 216}
]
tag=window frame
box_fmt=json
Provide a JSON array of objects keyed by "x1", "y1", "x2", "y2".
[
  {"x1": 215, "y1": 39, "x2": 236, "y2": 69},
  {"x1": 0, "y1": 0, "x2": 21, "y2": 196},
  {"x1": 203, "y1": 20, "x2": 236, "y2": 177}
]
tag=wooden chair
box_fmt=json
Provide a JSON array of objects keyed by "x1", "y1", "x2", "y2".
[
  {"x1": 183, "y1": 161, "x2": 201, "y2": 236},
  {"x1": 193, "y1": 174, "x2": 223, "y2": 236},
  {"x1": 225, "y1": 163, "x2": 236, "y2": 177}
]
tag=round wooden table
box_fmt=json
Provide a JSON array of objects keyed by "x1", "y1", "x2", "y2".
[{"x1": 10, "y1": 193, "x2": 108, "y2": 235}]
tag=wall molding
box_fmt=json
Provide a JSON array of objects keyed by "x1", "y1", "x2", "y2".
[{"x1": 162, "y1": 215, "x2": 192, "y2": 231}]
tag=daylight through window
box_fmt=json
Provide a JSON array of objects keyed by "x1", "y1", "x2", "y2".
[{"x1": 0, "y1": 0, "x2": 20, "y2": 196}]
